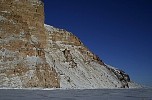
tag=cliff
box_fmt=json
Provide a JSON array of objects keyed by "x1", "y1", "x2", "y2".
[
  {"x1": 0, "y1": 0, "x2": 141, "y2": 89},
  {"x1": 0, "y1": 0, "x2": 59, "y2": 88}
]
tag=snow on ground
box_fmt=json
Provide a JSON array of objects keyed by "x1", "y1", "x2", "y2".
[{"x1": 0, "y1": 89, "x2": 152, "y2": 100}]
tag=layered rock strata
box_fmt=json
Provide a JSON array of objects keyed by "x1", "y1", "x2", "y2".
[{"x1": 0, "y1": 0, "x2": 59, "y2": 88}]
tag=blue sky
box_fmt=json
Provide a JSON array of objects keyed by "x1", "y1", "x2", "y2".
[{"x1": 44, "y1": 0, "x2": 152, "y2": 87}]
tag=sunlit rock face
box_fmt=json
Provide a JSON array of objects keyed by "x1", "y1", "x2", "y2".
[
  {"x1": 0, "y1": 0, "x2": 140, "y2": 89},
  {"x1": 44, "y1": 25, "x2": 141, "y2": 89},
  {"x1": 0, "y1": 0, "x2": 59, "y2": 88}
]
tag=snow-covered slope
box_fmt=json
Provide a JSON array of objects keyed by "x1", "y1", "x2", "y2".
[{"x1": 44, "y1": 24, "x2": 141, "y2": 89}]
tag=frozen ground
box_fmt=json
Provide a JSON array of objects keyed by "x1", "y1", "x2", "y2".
[{"x1": 0, "y1": 89, "x2": 152, "y2": 100}]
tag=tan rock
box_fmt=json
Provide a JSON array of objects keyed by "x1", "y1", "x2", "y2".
[{"x1": 0, "y1": 0, "x2": 59, "y2": 88}]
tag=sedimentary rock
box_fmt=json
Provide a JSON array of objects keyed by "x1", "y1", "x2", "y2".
[
  {"x1": 0, "y1": 0, "x2": 141, "y2": 89},
  {"x1": 0, "y1": 0, "x2": 59, "y2": 88}
]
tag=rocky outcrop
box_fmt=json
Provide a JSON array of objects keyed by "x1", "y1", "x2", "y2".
[
  {"x1": 44, "y1": 25, "x2": 141, "y2": 89},
  {"x1": 63, "y1": 49, "x2": 77, "y2": 68},
  {"x1": 0, "y1": 0, "x2": 59, "y2": 88},
  {"x1": 44, "y1": 25, "x2": 105, "y2": 66},
  {"x1": 105, "y1": 65, "x2": 131, "y2": 88}
]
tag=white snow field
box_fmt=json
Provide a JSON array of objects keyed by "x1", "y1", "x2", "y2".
[{"x1": 0, "y1": 89, "x2": 152, "y2": 100}]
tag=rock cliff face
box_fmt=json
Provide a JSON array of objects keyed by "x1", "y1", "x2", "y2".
[
  {"x1": 0, "y1": 0, "x2": 59, "y2": 88},
  {"x1": 44, "y1": 25, "x2": 140, "y2": 89},
  {"x1": 0, "y1": 0, "x2": 140, "y2": 89}
]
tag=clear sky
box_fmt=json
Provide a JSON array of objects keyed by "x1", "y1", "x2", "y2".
[{"x1": 44, "y1": 0, "x2": 152, "y2": 87}]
